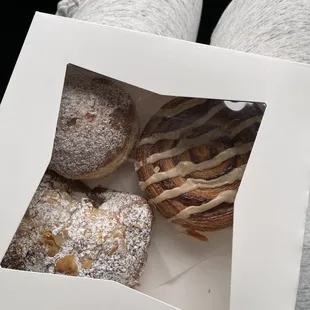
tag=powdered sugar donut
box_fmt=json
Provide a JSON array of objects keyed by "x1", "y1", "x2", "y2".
[
  {"x1": 2, "y1": 171, "x2": 153, "y2": 287},
  {"x1": 49, "y1": 71, "x2": 139, "y2": 180}
]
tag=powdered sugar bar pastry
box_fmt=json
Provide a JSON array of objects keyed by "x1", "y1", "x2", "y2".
[{"x1": 2, "y1": 171, "x2": 153, "y2": 288}]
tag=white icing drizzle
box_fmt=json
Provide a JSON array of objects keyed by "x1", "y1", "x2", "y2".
[
  {"x1": 149, "y1": 165, "x2": 246, "y2": 204},
  {"x1": 145, "y1": 127, "x2": 224, "y2": 165},
  {"x1": 231, "y1": 115, "x2": 262, "y2": 138},
  {"x1": 134, "y1": 161, "x2": 143, "y2": 171},
  {"x1": 170, "y1": 190, "x2": 237, "y2": 220},
  {"x1": 139, "y1": 142, "x2": 253, "y2": 190},
  {"x1": 138, "y1": 103, "x2": 225, "y2": 146},
  {"x1": 257, "y1": 104, "x2": 266, "y2": 112},
  {"x1": 155, "y1": 98, "x2": 206, "y2": 118},
  {"x1": 136, "y1": 115, "x2": 261, "y2": 169}
]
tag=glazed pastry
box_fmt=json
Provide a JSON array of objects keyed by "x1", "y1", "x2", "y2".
[
  {"x1": 135, "y1": 98, "x2": 263, "y2": 235},
  {"x1": 2, "y1": 171, "x2": 153, "y2": 287},
  {"x1": 50, "y1": 70, "x2": 139, "y2": 180}
]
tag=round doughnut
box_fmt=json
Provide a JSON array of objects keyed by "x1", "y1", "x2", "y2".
[
  {"x1": 2, "y1": 171, "x2": 153, "y2": 287},
  {"x1": 49, "y1": 71, "x2": 139, "y2": 180},
  {"x1": 135, "y1": 98, "x2": 264, "y2": 237}
]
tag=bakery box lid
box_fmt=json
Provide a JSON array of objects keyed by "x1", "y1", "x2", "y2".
[{"x1": 0, "y1": 12, "x2": 310, "y2": 310}]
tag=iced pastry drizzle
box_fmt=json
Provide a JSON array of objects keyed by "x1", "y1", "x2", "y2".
[
  {"x1": 149, "y1": 165, "x2": 246, "y2": 204},
  {"x1": 155, "y1": 98, "x2": 207, "y2": 118},
  {"x1": 139, "y1": 143, "x2": 253, "y2": 190},
  {"x1": 137, "y1": 99, "x2": 262, "y2": 221},
  {"x1": 135, "y1": 115, "x2": 261, "y2": 168},
  {"x1": 138, "y1": 103, "x2": 225, "y2": 146},
  {"x1": 170, "y1": 190, "x2": 237, "y2": 220}
]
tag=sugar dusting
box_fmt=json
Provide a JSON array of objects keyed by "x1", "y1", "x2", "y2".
[
  {"x1": 2, "y1": 172, "x2": 153, "y2": 287},
  {"x1": 50, "y1": 72, "x2": 136, "y2": 178}
]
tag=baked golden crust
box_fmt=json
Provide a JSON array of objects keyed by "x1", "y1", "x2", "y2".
[{"x1": 136, "y1": 98, "x2": 264, "y2": 233}]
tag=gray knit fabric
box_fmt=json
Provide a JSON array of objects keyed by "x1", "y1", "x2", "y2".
[
  {"x1": 211, "y1": 0, "x2": 310, "y2": 63},
  {"x1": 56, "y1": 0, "x2": 203, "y2": 41},
  {"x1": 211, "y1": 1, "x2": 310, "y2": 309}
]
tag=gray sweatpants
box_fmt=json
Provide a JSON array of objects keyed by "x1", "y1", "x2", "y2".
[
  {"x1": 211, "y1": 1, "x2": 310, "y2": 309},
  {"x1": 56, "y1": 0, "x2": 202, "y2": 41}
]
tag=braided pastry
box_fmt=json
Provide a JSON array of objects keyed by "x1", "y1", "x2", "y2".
[{"x1": 135, "y1": 98, "x2": 263, "y2": 236}]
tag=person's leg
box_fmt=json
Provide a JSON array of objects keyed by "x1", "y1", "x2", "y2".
[
  {"x1": 211, "y1": 0, "x2": 310, "y2": 64},
  {"x1": 56, "y1": 0, "x2": 81, "y2": 17},
  {"x1": 56, "y1": 0, "x2": 203, "y2": 41},
  {"x1": 210, "y1": 1, "x2": 310, "y2": 309}
]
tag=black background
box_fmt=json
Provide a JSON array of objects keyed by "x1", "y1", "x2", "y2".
[{"x1": 0, "y1": 0, "x2": 231, "y2": 101}]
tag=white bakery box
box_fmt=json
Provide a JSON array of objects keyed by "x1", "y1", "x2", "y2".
[{"x1": 0, "y1": 12, "x2": 310, "y2": 310}]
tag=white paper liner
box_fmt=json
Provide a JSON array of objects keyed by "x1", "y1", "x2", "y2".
[
  {"x1": 139, "y1": 216, "x2": 232, "y2": 295},
  {"x1": 84, "y1": 169, "x2": 233, "y2": 310}
]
